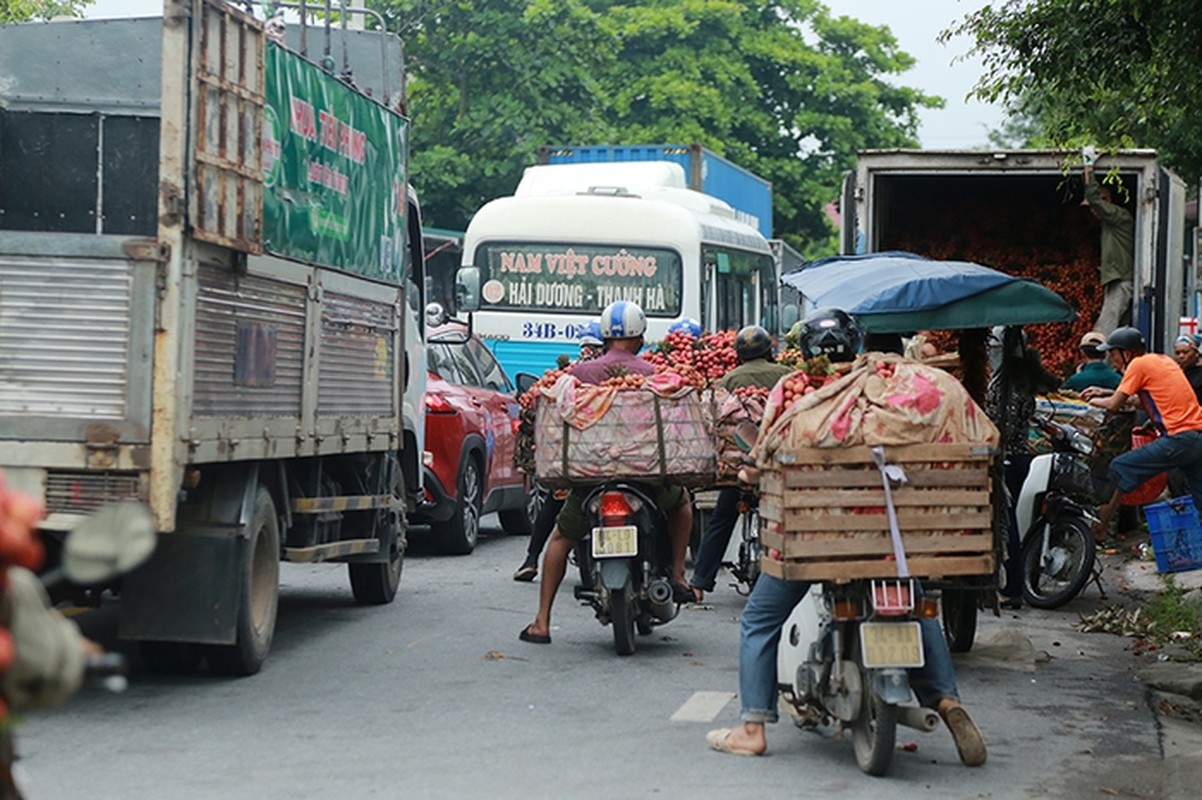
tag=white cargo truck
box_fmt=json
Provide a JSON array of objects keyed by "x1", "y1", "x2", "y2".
[{"x1": 841, "y1": 149, "x2": 1187, "y2": 360}]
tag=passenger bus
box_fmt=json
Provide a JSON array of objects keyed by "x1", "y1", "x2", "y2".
[{"x1": 458, "y1": 162, "x2": 779, "y2": 379}]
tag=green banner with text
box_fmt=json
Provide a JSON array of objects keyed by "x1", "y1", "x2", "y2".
[{"x1": 262, "y1": 43, "x2": 408, "y2": 282}]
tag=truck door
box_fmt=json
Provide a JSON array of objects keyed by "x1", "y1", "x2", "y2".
[{"x1": 1152, "y1": 167, "x2": 1187, "y2": 353}]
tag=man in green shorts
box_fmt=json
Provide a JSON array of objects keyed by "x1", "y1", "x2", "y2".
[{"x1": 518, "y1": 301, "x2": 694, "y2": 644}]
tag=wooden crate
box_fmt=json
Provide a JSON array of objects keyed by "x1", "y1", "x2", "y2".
[{"x1": 758, "y1": 443, "x2": 996, "y2": 582}]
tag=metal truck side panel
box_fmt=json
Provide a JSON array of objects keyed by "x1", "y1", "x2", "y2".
[
  {"x1": 193, "y1": 264, "x2": 306, "y2": 417},
  {"x1": 0, "y1": 238, "x2": 154, "y2": 441},
  {"x1": 317, "y1": 291, "x2": 396, "y2": 416}
]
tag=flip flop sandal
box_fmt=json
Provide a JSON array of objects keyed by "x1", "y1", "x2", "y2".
[
  {"x1": 518, "y1": 625, "x2": 551, "y2": 644},
  {"x1": 705, "y1": 728, "x2": 761, "y2": 757}
]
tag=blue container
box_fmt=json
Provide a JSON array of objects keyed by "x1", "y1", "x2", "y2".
[
  {"x1": 1144, "y1": 496, "x2": 1202, "y2": 574},
  {"x1": 538, "y1": 143, "x2": 774, "y2": 238}
]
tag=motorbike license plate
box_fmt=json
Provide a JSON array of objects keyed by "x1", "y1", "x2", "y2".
[
  {"x1": 591, "y1": 525, "x2": 638, "y2": 558},
  {"x1": 859, "y1": 622, "x2": 925, "y2": 669}
]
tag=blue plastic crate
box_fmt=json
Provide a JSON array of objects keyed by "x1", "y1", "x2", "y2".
[{"x1": 1144, "y1": 496, "x2": 1202, "y2": 574}]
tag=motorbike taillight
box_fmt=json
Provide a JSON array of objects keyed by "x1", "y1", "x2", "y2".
[
  {"x1": 870, "y1": 579, "x2": 915, "y2": 616},
  {"x1": 599, "y1": 491, "x2": 636, "y2": 526}
]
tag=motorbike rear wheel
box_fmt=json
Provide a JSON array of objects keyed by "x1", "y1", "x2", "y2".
[
  {"x1": 1021, "y1": 516, "x2": 1095, "y2": 609},
  {"x1": 610, "y1": 586, "x2": 637, "y2": 656},
  {"x1": 940, "y1": 587, "x2": 979, "y2": 653},
  {"x1": 850, "y1": 670, "x2": 897, "y2": 776}
]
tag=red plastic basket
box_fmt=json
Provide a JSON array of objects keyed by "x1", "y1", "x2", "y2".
[{"x1": 1121, "y1": 429, "x2": 1168, "y2": 506}]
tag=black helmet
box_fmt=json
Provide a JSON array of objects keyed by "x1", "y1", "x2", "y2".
[
  {"x1": 1099, "y1": 326, "x2": 1145, "y2": 353},
  {"x1": 734, "y1": 325, "x2": 773, "y2": 362},
  {"x1": 797, "y1": 307, "x2": 861, "y2": 362}
]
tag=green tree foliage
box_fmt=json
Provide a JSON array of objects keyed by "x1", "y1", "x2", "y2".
[
  {"x1": 0, "y1": 0, "x2": 90, "y2": 23},
  {"x1": 378, "y1": 0, "x2": 940, "y2": 253},
  {"x1": 947, "y1": 0, "x2": 1202, "y2": 183}
]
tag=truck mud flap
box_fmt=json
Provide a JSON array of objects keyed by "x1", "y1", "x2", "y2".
[
  {"x1": 118, "y1": 462, "x2": 260, "y2": 644},
  {"x1": 118, "y1": 527, "x2": 245, "y2": 644}
]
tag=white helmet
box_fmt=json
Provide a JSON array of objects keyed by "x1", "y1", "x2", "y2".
[{"x1": 600, "y1": 301, "x2": 647, "y2": 339}]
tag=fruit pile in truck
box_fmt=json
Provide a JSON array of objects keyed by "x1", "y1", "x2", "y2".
[
  {"x1": 842, "y1": 149, "x2": 1187, "y2": 373},
  {"x1": 0, "y1": 1, "x2": 426, "y2": 675}
]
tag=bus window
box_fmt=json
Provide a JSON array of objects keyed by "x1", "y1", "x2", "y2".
[
  {"x1": 760, "y1": 260, "x2": 779, "y2": 334},
  {"x1": 706, "y1": 246, "x2": 774, "y2": 332}
]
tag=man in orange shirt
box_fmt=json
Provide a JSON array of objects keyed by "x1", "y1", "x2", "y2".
[{"x1": 1086, "y1": 327, "x2": 1202, "y2": 537}]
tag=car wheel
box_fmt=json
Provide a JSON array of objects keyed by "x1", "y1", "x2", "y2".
[{"x1": 437, "y1": 457, "x2": 481, "y2": 555}]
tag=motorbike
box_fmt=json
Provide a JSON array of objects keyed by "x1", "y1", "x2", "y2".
[
  {"x1": 777, "y1": 578, "x2": 944, "y2": 776},
  {"x1": 720, "y1": 485, "x2": 761, "y2": 595},
  {"x1": 3, "y1": 500, "x2": 155, "y2": 799},
  {"x1": 572, "y1": 481, "x2": 678, "y2": 655},
  {"x1": 1016, "y1": 417, "x2": 1099, "y2": 608}
]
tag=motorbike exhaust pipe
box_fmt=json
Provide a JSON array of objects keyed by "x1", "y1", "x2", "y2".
[
  {"x1": 647, "y1": 579, "x2": 676, "y2": 621},
  {"x1": 896, "y1": 705, "x2": 941, "y2": 733}
]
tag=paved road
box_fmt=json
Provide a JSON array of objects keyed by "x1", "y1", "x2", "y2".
[{"x1": 20, "y1": 518, "x2": 1170, "y2": 799}]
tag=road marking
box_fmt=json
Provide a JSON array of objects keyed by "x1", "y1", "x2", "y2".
[{"x1": 671, "y1": 691, "x2": 736, "y2": 722}]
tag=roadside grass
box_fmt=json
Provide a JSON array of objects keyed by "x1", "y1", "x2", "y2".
[{"x1": 1144, "y1": 575, "x2": 1202, "y2": 660}]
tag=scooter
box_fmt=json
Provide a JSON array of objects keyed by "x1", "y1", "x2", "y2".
[
  {"x1": 777, "y1": 578, "x2": 944, "y2": 776},
  {"x1": 572, "y1": 481, "x2": 679, "y2": 655},
  {"x1": 1016, "y1": 417, "x2": 1099, "y2": 608}
]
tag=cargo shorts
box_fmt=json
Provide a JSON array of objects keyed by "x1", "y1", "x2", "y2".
[{"x1": 556, "y1": 484, "x2": 687, "y2": 543}]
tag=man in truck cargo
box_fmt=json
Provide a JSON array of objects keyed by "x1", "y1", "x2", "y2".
[
  {"x1": 688, "y1": 324, "x2": 792, "y2": 602},
  {"x1": 518, "y1": 301, "x2": 695, "y2": 644},
  {"x1": 705, "y1": 308, "x2": 987, "y2": 766},
  {"x1": 1086, "y1": 326, "x2": 1202, "y2": 539},
  {"x1": 1083, "y1": 154, "x2": 1135, "y2": 336}
]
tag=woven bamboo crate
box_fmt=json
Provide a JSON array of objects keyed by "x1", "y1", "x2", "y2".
[{"x1": 759, "y1": 443, "x2": 996, "y2": 582}]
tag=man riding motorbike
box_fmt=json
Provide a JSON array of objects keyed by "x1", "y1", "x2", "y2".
[
  {"x1": 704, "y1": 308, "x2": 987, "y2": 766},
  {"x1": 688, "y1": 325, "x2": 792, "y2": 601},
  {"x1": 518, "y1": 301, "x2": 695, "y2": 644}
]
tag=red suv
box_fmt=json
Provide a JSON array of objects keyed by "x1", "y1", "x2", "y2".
[{"x1": 414, "y1": 323, "x2": 531, "y2": 553}]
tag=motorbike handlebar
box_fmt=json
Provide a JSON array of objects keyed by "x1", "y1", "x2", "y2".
[{"x1": 85, "y1": 652, "x2": 129, "y2": 693}]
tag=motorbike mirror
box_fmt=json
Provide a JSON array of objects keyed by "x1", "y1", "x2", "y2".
[
  {"x1": 733, "y1": 420, "x2": 760, "y2": 454},
  {"x1": 62, "y1": 501, "x2": 156, "y2": 585}
]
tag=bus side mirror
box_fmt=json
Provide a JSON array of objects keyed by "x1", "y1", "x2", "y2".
[{"x1": 456, "y1": 267, "x2": 481, "y2": 313}]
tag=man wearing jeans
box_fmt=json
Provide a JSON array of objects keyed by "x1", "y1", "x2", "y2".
[
  {"x1": 707, "y1": 576, "x2": 984, "y2": 765},
  {"x1": 1087, "y1": 327, "x2": 1202, "y2": 537},
  {"x1": 705, "y1": 307, "x2": 986, "y2": 765}
]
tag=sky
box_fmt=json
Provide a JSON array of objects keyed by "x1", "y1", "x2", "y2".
[{"x1": 82, "y1": 0, "x2": 1006, "y2": 149}]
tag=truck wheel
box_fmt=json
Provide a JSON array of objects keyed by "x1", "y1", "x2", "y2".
[
  {"x1": 206, "y1": 485, "x2": 280, "y2": 676},
  {"x1": 437, "y1": 457, "x2": 481, "y2": 555},
  {"x1": 349, "y1": 514, "x2": 404, "y2": 605}
]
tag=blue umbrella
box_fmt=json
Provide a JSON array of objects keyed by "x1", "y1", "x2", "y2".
[{"x1": 781, "y1": 251, "x2": 1075, "y2": 333}]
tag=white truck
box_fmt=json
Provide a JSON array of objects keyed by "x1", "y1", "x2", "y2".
[
  {"x1": 0, "y1": 2, "x2": 426, "y2": 675},
  {"x1": 841, "y1": 149, "x2": 1187, "y2": 361}
]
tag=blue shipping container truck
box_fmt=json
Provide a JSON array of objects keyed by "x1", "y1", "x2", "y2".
[{"x1": 537, "y1": 143, "x2": 773, "y2": 239}]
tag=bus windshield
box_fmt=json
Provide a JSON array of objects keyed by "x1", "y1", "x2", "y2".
[{"x1": 474, "y1": 242, "x2": 683, "y2": 318}]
